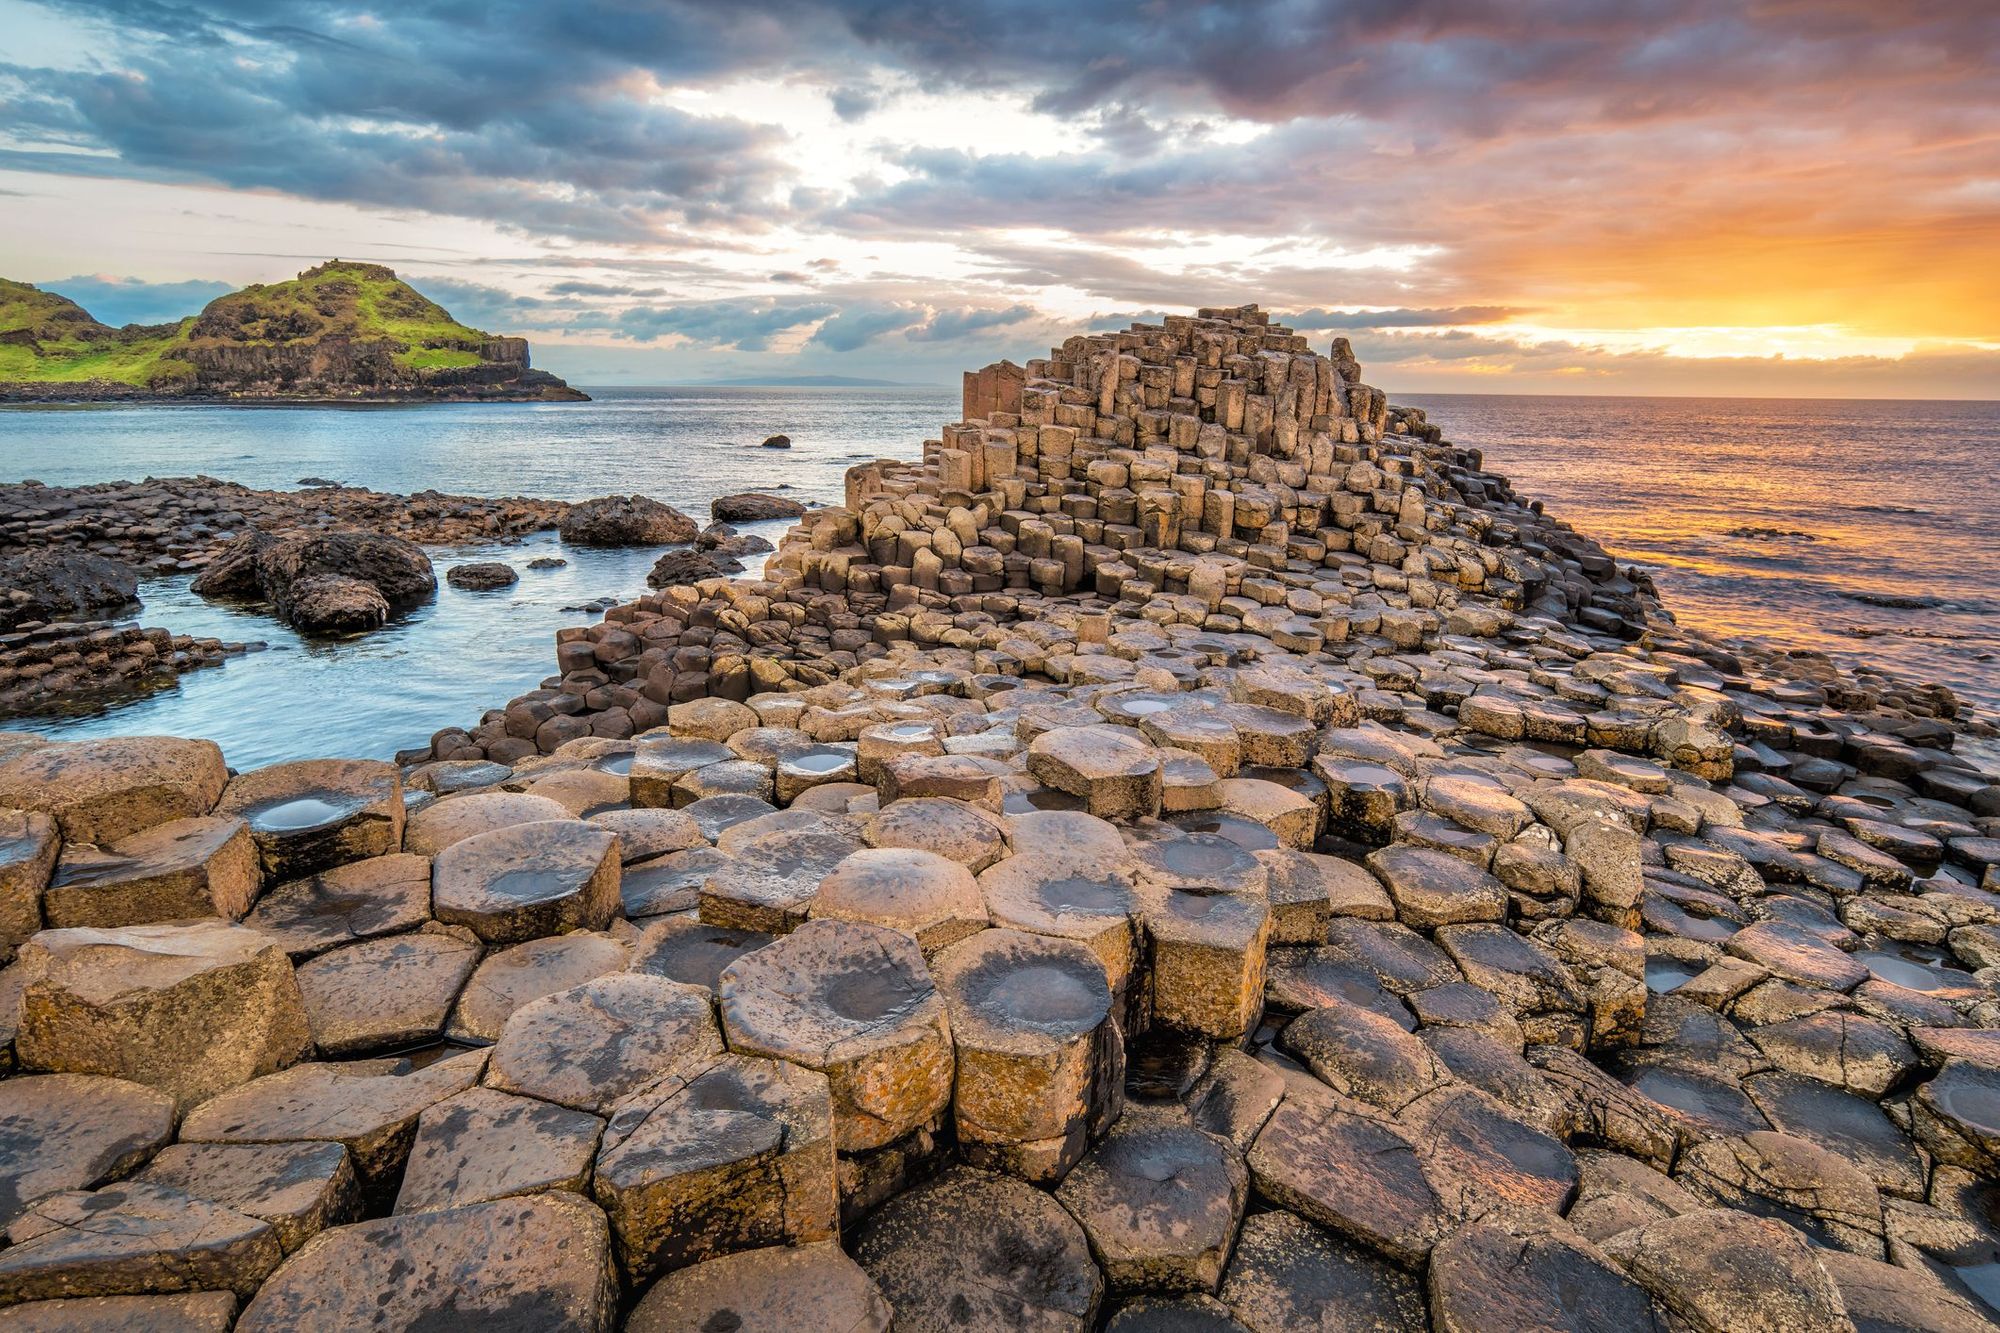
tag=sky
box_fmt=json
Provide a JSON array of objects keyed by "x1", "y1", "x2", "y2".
[{"x1": 1, "y1": 0, "x2": 1995, "y2": 396}]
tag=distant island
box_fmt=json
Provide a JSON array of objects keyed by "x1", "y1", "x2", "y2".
[
  {"x1": 689, "y1": 374, "x2": 929, "y2": 388},
  {"x1": 0, "y1": 261, "x2": 585, "y2": 403}
]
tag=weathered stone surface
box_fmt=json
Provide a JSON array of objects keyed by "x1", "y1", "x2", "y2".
[
  {"x1": 1603, "y1": 1207, "x2": 1851, "y2": 1333},
  {"x1": 1055, "y1": 1118, "x2": 1246, "y2": 1293},
  {"x1": 697, "y1": 816, "x2": 867, "y2": 932},
  {"x1": 133, "y1": 1140, "x2": 357, "y2": 1254},
  {"x1": 560, "y1": 493, "x2": 697, "y2": 546},
  {"x1": 720, "y1": 919, "x2": 953, "y2": 1152},
  {"x1": 1028, "y1": 726, "x2": 1163, "y2": 820},
  {"x1": 1913, "y1": 1058, "x2": 2000, "y2": 1173},
  {"x1": 214, "y1": 758, "x2": 403, "y2": 880},
  {"x1": 1367, "y1": 844, "x2": 1508, "y2": 929},
  {"x1": 594, "y1": 1053, "x2": 836, "y2": 1281},
  {"x1": 295, "y1": 929, "x2": 481, "y2": 1056},
  {"x1": 432, "y1": 819, "x2": 620, "y2": 945},
  {"x1": 1675, "y1": 1130, "x2": 1884, "y2": 1255},
  {"x1": 395, "y1": 1086, "x2": 602, "y2": 1214},
  {"x1": 1817, "y1": 1249, "x2": 1996, "y2": 1333},
  {"x1": 14, "y1": 921, "x2": 310, "y2": 1111},
  {"x1": 0, "y1": 811, "x2": 57, "y2": 966},
  {"x1": 0, "y1": 1182, "x2": 280, "y2": 1306},
  {"x1": 933, "y1": 928, "x2": 1112, "y2": 1179},
  {"x1": 485, "y1": 973, "x2": 720, "y2": 1114},
  {"x1": 1279, "y1": 1003, "x2": 1450, "y2": 1113},
  {"x1": 0, "y1": 1291, "x2": 238, "y2": 1331},
  {"x1": 855, "y1": 1167, "x2": 1102, "y2": 1330},
  {"x1": 403, "y1": 790, "x2": 571, "y2": 856},
  {"x1": 179, "y1": 1049, "x2": 487, "y2": 1196},
  {"x1": 0, "y1": 738, "x2": 227, "y2": 845},
  {"x1": 1428, "y1": 1212, "x2": 1666, "y2": 1333},
  {"x1": 980, "y1": 854, "x2": 1138, "y2": 991},
  {"x1": 812, "y1": 846, "x2": 989, "y2": 956},
  {"x1": 447, "y1": 930, "x2": 628, "y2": 1043},
  {"x1": 235, "y1": 1193, "x2": 618, "y2": 1332},
  {"x1": 625, "y1": 1241, "x2": 891, "y2": 1333},
  {"x1": 42, "y1": 816, "x2": 259, "y2": 930},
  {"x1": 241, "y1": 853, "x2": 432, "y2": 957},
  {"x1": 1142, "y1": 887, "x2": 1271, "y2": 1040},
  {"x1": 1219, "y1": 1207, "x2": 1426, "y2": 1332},
  {"x1": 0, "y1": 1075, "x2": 173, "y2": 1229}
]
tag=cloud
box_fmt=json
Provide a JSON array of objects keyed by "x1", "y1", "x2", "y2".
[
  {"x1": 1290, "y1": 306, "x2": 1529, "y2": 329},
  {"x1": 608, "y1": 298, "x2": 840, "y2": 351},
  {"x1": 905, "y1": 304, "x2": 1037, "y2": 342},
  {"x1": 36, "y1": 274, "x2": 234, "y2": 325}
]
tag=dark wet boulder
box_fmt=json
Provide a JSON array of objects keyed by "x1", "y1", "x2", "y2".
[
  {"x1": 559, "y1": 495, "x2": 697, "y2": 546},
  {"x1": 0, "y1": 549, "x2": 140, "y2": 629},
  {"x1": 647, "y1": 549, "x2": 735, "y2": 589},
  {"x1": 760, "y1": 434, "x2": 791, "y2": 449},
  {"x1": 194, "y1": 530, "x2": 434, "y2": 634},
  {"x1": 711, "y1": 492, "x2": 806, "y2": 522},
  {"x1": 281, "y1": 574, "x2": 389, "y2": 633},
  {"x1": 445, "y1": 562, "x2": 517, "y2": 590}
]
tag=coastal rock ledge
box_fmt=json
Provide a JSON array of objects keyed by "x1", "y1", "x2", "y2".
[{"x1": 0, "y1": 305, "x2": 1995, "y2": 1330}]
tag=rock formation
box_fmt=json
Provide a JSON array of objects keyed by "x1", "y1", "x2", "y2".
[{"x1": 0, "y1": 306, "x2": 1994, "y2": 1328}]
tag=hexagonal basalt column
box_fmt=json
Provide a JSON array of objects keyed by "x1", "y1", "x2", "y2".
[
  {"x1": 594, "y1": 1053, "x2": 837, "y2": 1282},
  {"x1": 1054, "y1": 1117, "x2": 1247, "y2": 1294},
  {"x1": 719, "y1": 918, "x2": 953, "y2": 1153},
  {"x1": 810, "y1": 847, "x2": 989, "y2": 957},
  {"x1": 978, "y1": 853, "x2": 1140, "y2": 994},
  {"x1": 1027, "y1": 725, "x2": 1164, "y2": 820},
  {"x1": 431, "y1": 819, "x2": 619, "y2": 945},
  {"x1": 486, "y1": 973, "x2": 721, "y2": 1115},
  {"x1": 932, "y1": 928, "x2": 1114, "y2": 1181},
  {"x1": 215, "y1": 758, "x2": 404, "y2": 880},
  {"x1": 42, "y1": 815, "x2": 260, "y2": 929},
  {"x1": 630, "y1": 737, "x2": 735, "y2": 808},
  {"x1": 1140, "y1": 887, "x2": 1271, "y2": 1040}
]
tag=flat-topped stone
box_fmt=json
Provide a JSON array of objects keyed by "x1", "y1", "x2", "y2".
[
  {"x1": 1027, "y1": 725, "x2": 1164, "y2": 819},
  {"x1": 402, "y1": 791, "x2": 571, "y2": 856},
  {"x1": 486, "y1": 973, "x2": 721, "y2": 1115},
  {"x1": 447, "y1": 930, "x2": 628, "y2": 1042},
  {"x1": 42, "y1": 815, "x2": 258, "y2": 929},
  {"x1": 0, "y1": 810, "x2": 58, "y2": 965},
  {"x1": 132, "y1": 1140, "x2": 357, "y2": 1254},
  {"x1": 625, "y1": 1241, "x2": 891, "y2": 1333},
  {"x1": 215, "y1": 758, "x2": 403, "y2": 880},
  {"x1": 811, "y1": 847, "x2": 989, "y2": 956},
  {"x1": 0, "y1": 1182, "x2": 280, "y2": 1306},
  {"x1": 431, "y1": 819, "x2": 619, "y2": 945},
  {"x1": 295, "y1": 928, "x2": 480, "y2": 1056},
  {"x1": 1220, "y1": 1208, "x2": 1425, "y2": 1332},
  {"x1": 0, "y1": 1074, "x2": 174, "y2": 1229},
  {"x1": 1055, "y1": 1118, "x2": 1246, "y2": 1294},
  {"x1": 394, "y1": 1086, "x2": 602, "y2": 1215},
  {"x1": 0, "y1": 737, "x2": 227, "y2": 845},
  {"x1": 241, "y1": 853, "x2": 432, "y2": 958}
]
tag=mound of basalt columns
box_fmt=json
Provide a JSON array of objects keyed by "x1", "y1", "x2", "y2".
[{"x1": 0, "y1": 307, "x2": 1996, "y2": 1327}]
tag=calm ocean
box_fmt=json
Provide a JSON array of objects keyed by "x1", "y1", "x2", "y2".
[{"x1": 2, "y1": 388, "x2": 1995, "y2": 767}]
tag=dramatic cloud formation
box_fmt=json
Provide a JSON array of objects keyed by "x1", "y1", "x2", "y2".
[{"x1": 2, "y1": 0, "x2": 1994, "y2": 392}]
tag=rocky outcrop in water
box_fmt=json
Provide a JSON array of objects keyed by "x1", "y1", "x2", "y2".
[
  {"x1": 194, "y1": 532, "x2": 435, "y2": 634},
  {"x1": 0, "y1": 550, "x2": 140, "y2": 631},
  {"x1": 0, "y1": 306, "x2": 1995, "y2": 1329},
  {"x1": 558, "y1": 495, "x2": 699, "y2": 547},
  {"x1": 712, "y1": 492, "x2": 807, "y2": 522}
]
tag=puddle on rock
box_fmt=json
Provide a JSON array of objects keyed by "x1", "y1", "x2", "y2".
[{"x1": 247, "y1": 795, "x2": 358, "y2": 832}]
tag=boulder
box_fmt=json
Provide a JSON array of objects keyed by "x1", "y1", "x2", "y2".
[
  {"x1": 447, "y1": 930, "x2": 629, "y2": 1043},
  {"x1": 1602, "y1": 1207, "x2": 1850, "y2": 1333},
  {"x1": 646, "y1": 549, "x2": 735, "y2": 589},
  {"x1": 445, "y1": 562, "x2": 517, "y2": 590},
  {"x1": 559, "y1": 495, "x2": 697, "y2": 546},
  {"x1": 198, "y1": 531, "x2": 437, "y2": 633},
  {"x1": 404, "y1": 791, "x2": 572, "y2": 856},
  {"x1": 810, "y1": 847, "x2": 989, "y2": 956},
  {"x1": 0, "y1": 549, "x2": 139, "y2": 627},
  {"x1": 281, "y1": 574, "x2": 390, "y2": 633},
  {"x1": 760, "y1": 434, "x2": 791, "y2": 449},
  {"x1": 295, "y1": 929, "x2": 481, "y2": 1056},
  {"x1": 711, "y1": 492, "x2": 807, "y2": 522},
  {"x1": 14, "y1": 921, "x2": 310, "y2": 1111}
]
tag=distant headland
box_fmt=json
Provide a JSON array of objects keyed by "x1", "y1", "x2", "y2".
[{"x1": 0, "y1": 261, "x2": 586, "y2": 404}]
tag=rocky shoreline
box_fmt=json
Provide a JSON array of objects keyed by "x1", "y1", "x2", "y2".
[{"x1": 0, "y1": 306, "x2": 1995, "y2": 1329}]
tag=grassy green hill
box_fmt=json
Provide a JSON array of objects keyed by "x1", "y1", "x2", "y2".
[{"x1": 0, "y1": 261, "x2": 494, "y2": 387}]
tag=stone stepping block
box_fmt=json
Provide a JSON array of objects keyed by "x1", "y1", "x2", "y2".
[
  {"x1": 790, "y1": 781, "x2": 876, "y2": 814},
  {"x1": 0, "y1": 1182, "x2": 280, "y2": 1306},
  {"x1": 486, "y1": 973, "x2": 720, "y2": 1115},
  {"x1": 1264, "y1": 947, "x2": 1414, "y2": 1025},
  {"x1": 1745, "y1": 1010, "x2": 1917, "y2": 1098},
  {"x1": 234, "y1": 1193, "x2": 616, "y2": 1332},
  {"x1": 0, "y1": 1291, "x2": 238, "y2": 1331},
  {"x1": 14, "y1": 921, "x2": 310, "y2": 1112},
  {"x1": 1002, "y1": 811, "x2": 1133, "y2": 876},
  {"x1": 1186, "y1": 1049, "x2": 1286, "y2": 1154},
  {"x1": 1602, "y1": 1208, "x2": 1850, "y2": 1333},
  {"x1": 667, "y1": 698, "x2": 759, "y2": 743},
  {"x1": 588, "y1": 807, "x2": 705, "y2": 863},
  {"x1": 239, "y1": 853, "x2": 432, "y2": 958},
  {"x1": 1139, "y1": 887, "x2": 1271, "y2": 1041},
  {"x1": 214, "y1": 758, "x2": 404, "y2": 880},
  {"x1": 0, "y1": 810, "x2": 58, "y2": 964},
  {"x1": 865, "y1": 796, "x2": 1010, "y2": 872},
  {"x1": 394, "y1": 1086, "x2": 602, "y2": 1215},
  {"x1": 296, "y1": 928, "x2": 481, "y2": 1056},
  {"x1": 1220, "y1": 1208, "x2": 1425, "y2": 1332},
  {"x1": 1566, "y1": 1148, "x2": 1702, "y2": 1244},
  {"x1": 1673, "y1": 1129, "x2": 1883, "y2": 1255},
  {"x1": 681, "y1": 794, "x2": 779, "y2": 841},
  {"x1": 1913, "y1": 1058, "x2": 2000, "y2": 1175},
  {"x1": 432, "y1": 819, "x2": 619, "y2": 945},
  {"x1": 625, "y1": 1242, "x2": 891, "y2": 1333},
  {"x1": 1818, "y1": 1249, "x2": 1998, "y2": 1333},
  {"x1": 41, "y1": 815, "x2": 258, "y2": 930},
  {"x1": 619, "y1": 845, "x2": 728, "y2": 919},
  {"x1": 1027, "y1": 725, "x2": 1163, "y2": 820},
  {"x1": 447, "y1": 930, "x2": 628, "y2": 1043},
  {"x1": 0, "y1": 736, "x2": 227, "y2": 844},
  {"x1": 879, "y1": 753, "x2": 1011, "y2": 808},
  {"x1": 719, "y1": 918, "x2": 952, "y2": 1153},
  {"x1": 402, "y1": 791, "x2": 570, "y2": 856},
  {"x1": 1279, "y1": 1004, "x2": 1451, "y2": 1113},
  {"x1": 697, "y1": 818, "x2": 867, "y2": 933},
  {"x1": 1365, "y1": 845, "x2": 1507, "y2": 929},
  {"x1": 776, "y1": 746, "x2": 859, "y2": 803},
  {"x1": 1205, "y1": 703, "x2": 1316, "y2": 768},
  {"x1": 1254, "y1": 850, "x2": 1361, "y2": 945},
  {"x1": 132, "y1": 1141, "x2": 358, "y2": 1254},
  {"x1": 0, "y1": 1074, "x2": 173, "y2": 1229},
  {"x1": 1420, "y1": 1028, "x2": 1572, "y2": 1134},
  {"x1": 1322, "y1": 918, "x2": 1463, "y2": 996},
  {"x1": 1134, "y1": 834, "x2": 1269, "y2": 896},
  {"x1": 1435, "y1": 925, "x2": 1586, "y2": 1039},
  {"x1": 856, "y1": 720, "x2": 946, "y2": 788},
  {"x1": 979, "y1": 854, "x2": 1139, "y2": 992},
  {"x1": 1400, "y1": 1086, "x2": 1579, "y2": 1220},
  {"x1": 1213, "y1": 778, "x2": 1319, "y2": 850},
  {"x1": 1246, "y1": 1076, "x2": 1451, "y2": 1267},
  {"x1": 1312, "y1": 756, "x2": 1409, "y2": 841},
  {"x1": 179, "y1": 1049, "x2": 487, "y2": 1198},
  {"x1": 628, "y1": 918, "x2": 774, "y2": 992},
  {"x1": 521, "y1": 768, "x2": 630, "y2": 819},
  {"x1": 1610, "y1": 1056, "x2": 1772, "y2": 1150},
  {"x1": 1426, "y1": 1212, "x2": 1664, "y2": 1333},
  {"x1": 855, "y1": 1167, "x2": 1102, "y2": 1330},
  {"x1": 811, "y1": 847, "x2": 989, "y2": 957},
  {"x1": 1139, "y1": 707, "x2": 1244, "y2": 776},
  {"x1": 1724, "y1": 920, "x2": 1868, "y2": 992},
  {"x1": 1419, "y1": 773, "x2": 1534, "y2": 838},
  {"x1": 1158, "y1": 748, "x2": 1225, "y2": 813},
  {"x1": 594, "y1": 1053, "x2": 836, "y2": 1282},
  {"x1": 670, "y1": 759, "x2": 776, "y2": 807},
  {"x1": 630, "y1": 738, "x2": 736, "y2": 808},
  {"x1": 1742, "y1": 1071, "x2": 1925, "y2": 1197},
  {"x1": 1054, "y1": 1118, "x2": 1246, "y2": 1294},
  {"x1": 932, "y1": 929, "x2": 1113, "y2": 1181}
]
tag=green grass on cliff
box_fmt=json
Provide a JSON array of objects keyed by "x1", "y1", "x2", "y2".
[{"x1": 0, "y1": 263, "x2": 495, "y2": 385}]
